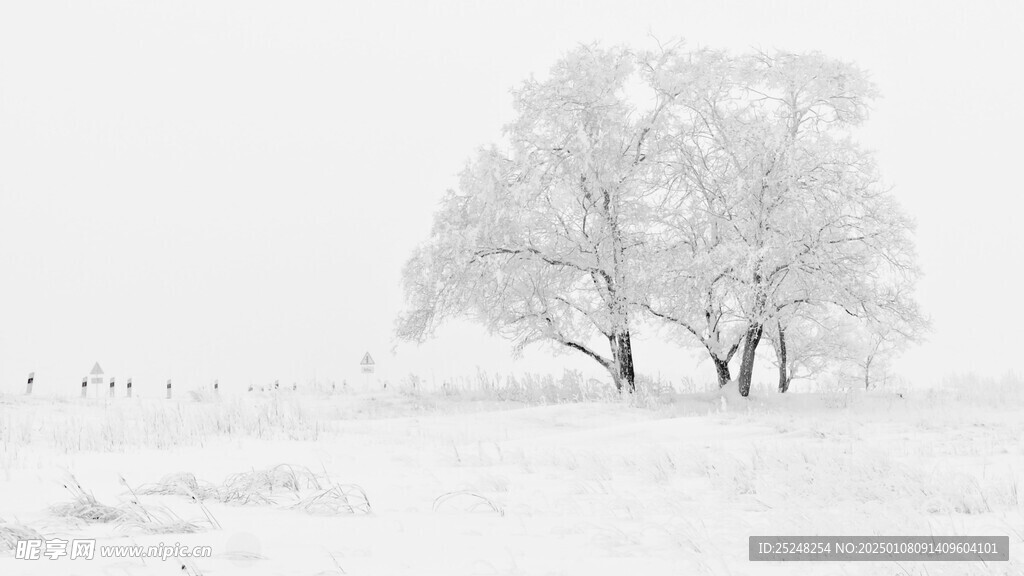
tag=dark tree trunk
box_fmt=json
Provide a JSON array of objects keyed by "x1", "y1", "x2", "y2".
[
  {"x1": 597, "y1": 183, "x2": 634, "y2": 394},
  {"x1": 609, "y1": 330, "x2": 636, "y2": 393},
  {"x1": 776, "y1": 325, "x2": 790, "y2": 393},
  {"x1": 712, "y1": 356, "x2": 732, "y2": 388},
  {"x1": 737, "y1": 323, "x2": 764, "y2": 397}
]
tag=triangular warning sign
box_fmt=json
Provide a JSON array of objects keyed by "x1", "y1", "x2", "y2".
[
  {"x1": 360, "y1": 352, "x2": 375, "y2": 366},
  {"x1": 90, "y1": 362, "x2": 104, "y2": 375}
]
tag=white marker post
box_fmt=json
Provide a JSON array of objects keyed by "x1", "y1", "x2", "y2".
[
  {"x1": 81, "y1": 377, "x2": 88, "y2": 398},
  {"x1": 26, "y1": 372, "x2": 34, "y2": 395},
  {"x1": 127, "y1": 378, "x2": 133, "y2": 398},
  {"x1": 214, "y1": 379, "x2": 219, "y2": 394},
  {"x1": 166, "y1": 379, "x2": 172, "y2": 400},
  {"x1": 109, "y1": 377, "x2": 115, "y2": 398}
]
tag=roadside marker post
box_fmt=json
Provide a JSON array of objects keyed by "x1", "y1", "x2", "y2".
[{"x1": 26, "y1": 372, "x2": 34, "y2": 395}]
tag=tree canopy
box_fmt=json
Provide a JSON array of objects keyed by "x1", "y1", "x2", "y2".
[{"x1": 397, "y1": 42, "x2": 926, "y2": 396}]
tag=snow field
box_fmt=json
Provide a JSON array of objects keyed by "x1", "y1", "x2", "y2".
[{"x1": 0, "y1": 382, "x2": 1021, "y2": 575}]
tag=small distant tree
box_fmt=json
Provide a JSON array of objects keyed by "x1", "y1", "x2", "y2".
[
  {"x1": 765, "y1": 308, "x2": 843, "y2": 393},
  {"x1": 839, "y1": 316, "x2": 920, "y2": 391},
  {"x1": 769, "y1": 298, "x2": 926, "y2": 393}
]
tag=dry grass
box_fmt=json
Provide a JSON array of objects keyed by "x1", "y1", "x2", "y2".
[
  {"x1": 216, "y1": 464, "x2": 374, "y2": 516},
  {"x1": 115, "y1": 504, "x2": 213, "y2": 535},
  {"x1": 51, "y1": 475, "x2": 129, "y2": 523},
  {"x1": 126, "y1": 464, "x2": 373, "y2": 517},
  {"x1": 220, "y1": 464, "x2": 321, "y2": 505},
  {"x1": 0, "y1": 394, "x2": 327, "y2": 454},
  {"x1": 290, "y1": 484, "x2": 372, "y2": 515},
  {"x1": 432, "y1": 490, "x2": 505, "y2": 516},
  {"x1": 0, "y1": 517, "x2": 44, "y2": 553},
  {"x1": 49, "y1": 474, "x2": 217, "y2": 535},
  {"x1": 136, "y1": 472, "x2": 219, "y2": 500}
]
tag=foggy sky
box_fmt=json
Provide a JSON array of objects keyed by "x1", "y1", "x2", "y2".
[{"x1": 1, "y1": 0, "x2": 1021, "y2": 395}]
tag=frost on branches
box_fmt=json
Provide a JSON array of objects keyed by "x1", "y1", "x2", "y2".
[{"x1": 397, "y1": 43, "x2": 927, "y2": 396}]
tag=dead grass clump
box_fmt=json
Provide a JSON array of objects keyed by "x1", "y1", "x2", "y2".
[
  {"x1": 290, "y1": 484, "x2": 372, "y2": 515},
  {"x1": 51, "y1": 475, "x2": 217, "y2": 535},
  {"x1": 219, "y1": 464, "x2": 321, "y2": 505},
  {"x1": 51, "y1": 476, "x2": 128, "y2": 523},
  {"x1": 135, "y1": 466, "x2": 372, "y2": 517},
  {"x1": 137, "y1": 472, "x2": 218, "y2": 500},
  {"x1": 120, "y1": 475, "x2": 221, "y2": 532},
  {"x1": 116, "y1": 503, "x2": 213, "y2": 534},
  {"x1": 0, "y1": 517, "x2": 44, "y2": 552}
]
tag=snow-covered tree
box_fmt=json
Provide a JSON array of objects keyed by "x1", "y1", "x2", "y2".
[
  {"x1": 836, "y1": 313, "x2": 922, "y2": 391},
  {"x1": 396, "y1": 45, "x2": 677, "y2": 392},
  {"x1": 765, "y1": 308, "x2": 842, "y2": 393},
  {"x1": 398, "y1": 43, "x2": 926, "y2": 397},
  {"x1": 637, "y1": 48, "x2": 750, "y2": 388},
  {"x1": 768, "y1": 295, "x2": 926, "y2": 393},
  {"x1": 643, "y1": 49, "x2": 925, "y2": 396}
]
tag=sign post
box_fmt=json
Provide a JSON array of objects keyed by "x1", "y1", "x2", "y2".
[
  {"x1": 360, "y1": 352, "x2": 375, "y2": 389},
  {"x1": 89, "y1": 363, "x2": 104, "y2": 399},
  {"x1": 360, "y1": 352, "x2": 375, "y2": 373}
]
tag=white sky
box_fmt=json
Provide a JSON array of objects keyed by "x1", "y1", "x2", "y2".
[{"x1": 1, "y1": 0, "x2": 1021, "y2": 395}]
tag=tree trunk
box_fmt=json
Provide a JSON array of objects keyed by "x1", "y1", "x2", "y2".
[
  {"x1": 598, "y1": 184, "x2": 634, "y2": 394},
  {"x1": 776, "y1": 325, "x2": 789, "y2": 393},
  {"x1": 737, "y1": 323, "x2": 763, "y2": 397},
  {"x1": 712, "y1": 355, "x2": 732, "y2": 388},
  {"x1": 610, "y1": 330, "x2": 636, "y2": 393},
  {"x1": 863, "y1": 356, "x2": 872, "y2": 390}
]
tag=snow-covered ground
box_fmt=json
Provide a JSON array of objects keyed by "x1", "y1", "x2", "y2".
[{"x1": 0, "y1": 383, "x2": 1021, "y2": 575}]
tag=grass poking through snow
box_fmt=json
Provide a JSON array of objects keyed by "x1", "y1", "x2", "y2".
[
  {"x1": 49, "y1": 474, "x2": 216, "y2": 534},
  {"x1": 0, "y1": 517, "x2": 44, "y2": 553},
  {"x1": 433, "y1": 490, "x2": 505, "y2": 516}
]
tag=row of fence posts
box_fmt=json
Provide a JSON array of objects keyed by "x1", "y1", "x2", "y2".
[
  {"x1": 23, "y1": 373, "x2": 359, "y2": 396},
  {"x1": 21, "y1": 373, "x2": 222, "y2": 399}
]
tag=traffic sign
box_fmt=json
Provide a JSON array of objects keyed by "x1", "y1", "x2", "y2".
[{"x1": 360, "y1": 352, "x2": 375, "y2": 374}]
